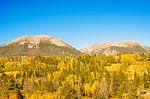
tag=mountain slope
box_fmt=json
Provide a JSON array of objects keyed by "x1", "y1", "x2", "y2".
[
  {"x1": 0, "y1": 35, "x2": 82, "y2": 56},
  {"x1": 80, "y1": 40, "x2": 150, "y2": 55}
]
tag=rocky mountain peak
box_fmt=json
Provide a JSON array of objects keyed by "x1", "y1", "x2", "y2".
[
  {"x1": 4, "y1": 35, "x2": 70, "y2": 48},
  {"x1": 0, "y1": 35, "x2": 81, "y2": 56},
  {"x1": 80, "y1": 40, "x2": 150, "y2": 55},
  {"x1": 88, "y1": 40, "x2": 140, "y2": 49}
]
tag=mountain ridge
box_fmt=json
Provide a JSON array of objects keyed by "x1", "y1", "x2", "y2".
[
  {"x1": 0, "y1": 35, "x2": 81, "y2": 56},
  {"x1": 80, "y1": 40, "x2": 150, "y2": 55},
  {"x1": 0, "y1": 35, "x2": 150, "y2": 56},
  {"x1": 3, "y1": 35, "x2": 71, "y2": 48}
]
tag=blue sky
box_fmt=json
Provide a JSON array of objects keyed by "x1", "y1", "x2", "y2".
[{"x1": 0, "y1": 0, "x2": 150, "y2": 48}]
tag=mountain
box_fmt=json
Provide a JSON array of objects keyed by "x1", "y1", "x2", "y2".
[
  {"x1": 0, "y1": 35, "x2": 82, "y2": 56},
  {"x1": 80, "y1": 40, "x2": 150, "y2": 55}
]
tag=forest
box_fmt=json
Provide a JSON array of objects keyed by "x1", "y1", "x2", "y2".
[{"x1": 0, "y1": 53, "x2": 150, "y2": 99}]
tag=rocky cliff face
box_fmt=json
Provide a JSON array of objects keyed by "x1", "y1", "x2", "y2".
[
  {"x1": 0, "y1": 35, "x2": 82, "y2": 56},
  {"x1": 80, "y1": 40, "x2": 150, "y2": 55}
]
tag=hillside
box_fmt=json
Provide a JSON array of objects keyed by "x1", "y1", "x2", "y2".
[
  {"x1": 0, "y1": 54, "x2": 150, "y2": 98},
  {"x1": 80, "y1": 40, "x2": 150, "y2": 55},
  {"x1": 0, "y1": 35, "x2": 82, "y2": 56}
]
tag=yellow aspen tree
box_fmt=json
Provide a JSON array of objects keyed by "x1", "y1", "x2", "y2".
[
  {"x1": 90, "y1": 81, "x2": 99, "y2": 95},
  {"x1": 84, "y1": 83, "x2": 91, "y2": 97},
  {"x1": 66, "y1": 74, "x2": 78, "y2": 88}
]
